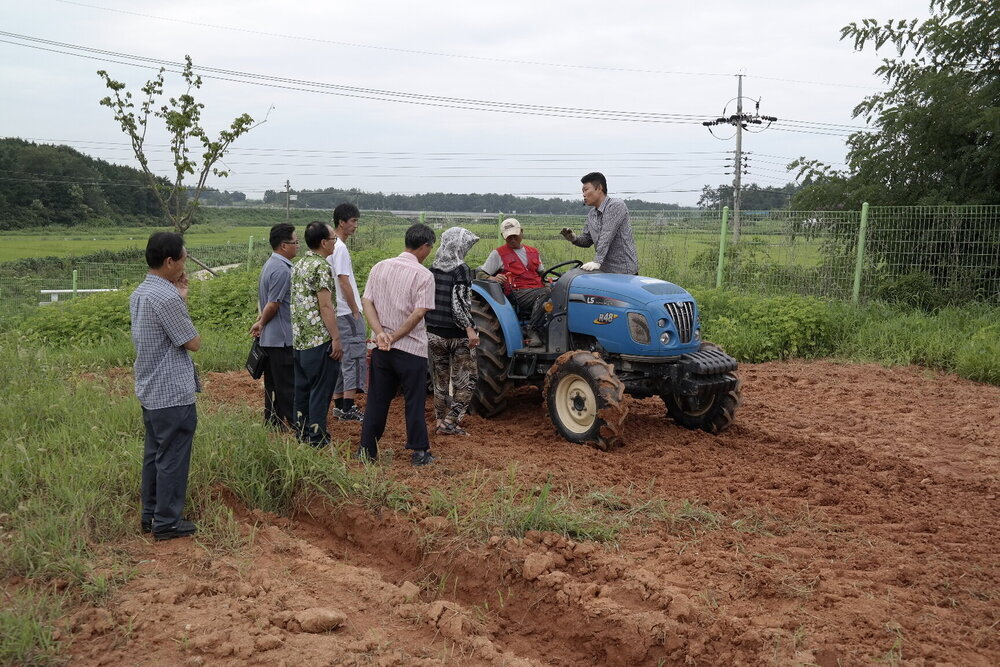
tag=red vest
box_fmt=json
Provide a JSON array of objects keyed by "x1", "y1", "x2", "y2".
[{"x1": 497, "y1": 244, "x2": 543, "y2": 290}]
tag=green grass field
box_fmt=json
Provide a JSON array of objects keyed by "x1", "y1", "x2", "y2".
[{"x1": 1, "y1": 226, "x2": 279, "y2": 262}]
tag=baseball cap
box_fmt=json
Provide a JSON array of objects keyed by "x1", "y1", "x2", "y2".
[{"x1": 500, "y1": 218, "x2": 522, "y2": 238}]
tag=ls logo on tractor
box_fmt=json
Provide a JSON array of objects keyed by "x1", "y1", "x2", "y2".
[{"x1": 594, "y1": 312, "x2": 618, "y2": 325}]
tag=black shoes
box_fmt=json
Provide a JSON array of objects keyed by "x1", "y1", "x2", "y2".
[
  {"x1": 411, "y1": 450, "x2": 436, "y2": 466},
  {"x1": 141, "y1": 520, "x2": 152, "y2": 534},
  {"x1": 153, "y1": 519, "x2": 197, "y2": 541}
]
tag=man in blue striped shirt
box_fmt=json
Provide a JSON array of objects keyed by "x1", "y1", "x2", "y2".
[
  {"x1": 561, "y1": 172, "x2": 639, "y2": 275},
  {"x1": 130, "y1": 232, "x2": 201, "y2": 541}
]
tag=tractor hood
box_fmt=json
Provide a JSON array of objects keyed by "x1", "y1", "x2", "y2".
[
  {"x1": 561, "y1": 271, "x2": 702, "y2": 356},
  {"x1": 567, "y1": 273, "x2": 691, "y2": 306}
]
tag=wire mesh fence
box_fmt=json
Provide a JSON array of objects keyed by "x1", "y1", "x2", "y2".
[{"x1": 1, "y1": 205, "x2": 998, "y2": 325}]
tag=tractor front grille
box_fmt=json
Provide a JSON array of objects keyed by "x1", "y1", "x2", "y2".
[{"x1": 664, "y1": 301, "x2": 695, "y2": 343}]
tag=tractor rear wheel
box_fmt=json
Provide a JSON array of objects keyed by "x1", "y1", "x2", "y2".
[
  {"x1": 544, "y1": 350, "x2": 629, "y2": 450},
  {"x1": 471, "y1": 294, "x2": 513, "y2": 417},
  {"x1": 662, "y1": 343, "x2": 741, "y2": 434}
]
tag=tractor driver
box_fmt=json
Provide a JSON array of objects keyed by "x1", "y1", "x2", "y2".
[{"x1": 477, "y1": 218, "x2": 550, "y2": 347}]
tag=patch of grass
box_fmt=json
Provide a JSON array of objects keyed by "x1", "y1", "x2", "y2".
[
  {"x1": 875, "y1": 621, "x2": 905, "y2": 665},
  {"x1": 0, "y1": 589, "x2": 64, "y2": 666},
  {"x1": 425, "y1": 468, "x2": 620, "y2": 542},
  {"x1": 0, "y1": 339, "x2": 412, "y2": 662}
]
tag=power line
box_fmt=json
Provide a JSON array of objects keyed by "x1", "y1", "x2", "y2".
[
  {"x1": 52, "y1": 0, "x2": 885, "y2": 91},
  {"x1": 0, "y1": 32, "x2": 719, "y2": 125}
]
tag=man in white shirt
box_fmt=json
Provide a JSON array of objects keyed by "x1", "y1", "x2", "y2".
[{"x1": 327, "y1": 203, "x2": 367, "y2": 422}]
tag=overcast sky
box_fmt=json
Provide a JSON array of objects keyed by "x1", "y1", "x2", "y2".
[{"x1": 1, "y1": 0, "x2": 931, "y2": 206}]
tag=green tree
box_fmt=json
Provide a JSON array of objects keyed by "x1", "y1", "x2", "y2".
[
  {"x1": 97, "y1": 56, "x2": 258, "y2": 239},
  {"x1": 698, "y1": 183, "x2": 800, "y2": 210},
  {"x1": 792, "y1": 0, "x2": 999, "y2": 208}
]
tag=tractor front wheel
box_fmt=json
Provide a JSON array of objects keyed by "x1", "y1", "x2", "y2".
[
  {"x1": 661, "y1": 344, "x2": 741, "y2": 434},
  {"x1": 544, "y1": 350, "x2": 628, "y2": 451}
]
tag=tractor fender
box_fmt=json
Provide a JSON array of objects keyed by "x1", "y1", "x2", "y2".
[{"x1": 471, "y1": 281, "x2": 524, "y2": 356}]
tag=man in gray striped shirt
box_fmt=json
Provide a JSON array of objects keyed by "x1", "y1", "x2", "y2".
[
  {"x1": 560, "y1": 172, "x2": 639, "y2": 275},
  {"x1": 130, "y1": 232, "x2": 200, "y2": 541}
]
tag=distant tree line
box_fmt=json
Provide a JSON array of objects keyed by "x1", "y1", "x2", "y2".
[
  {"x1": 261, "y1": 187, "x2": 685, "y2": 214},
  {"x1": 0, "y1": 138, "x2": 167, "y2": 229}
]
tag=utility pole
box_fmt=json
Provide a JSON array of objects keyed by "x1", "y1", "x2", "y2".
[
  {"x1": 285, "y1": 179, "x2": 291, "y2": 222},
  {"x1": 732, "y1": 75, "x2": 744, "y2": 243},
  {"x1": 703, "y1": 74, "x2": 777, "y2": 243}
]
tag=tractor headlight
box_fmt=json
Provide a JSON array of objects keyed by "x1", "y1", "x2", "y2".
[
  {"x1": 660, "y1": 331, "x2": 671, "y2": 345},
  {"x1": 627, "y1": 312, "x2": 650, "y2": 344},
  {"x1": 657, "y1": 318, "x2": 667, "y2": 328},
  {"x1": 694, "y1": 327, "x2": 702, "y2": 342}
]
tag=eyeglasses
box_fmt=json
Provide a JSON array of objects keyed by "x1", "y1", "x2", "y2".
[{"x1": 283, "y1": 240, "x2": 300, "y2": 245}]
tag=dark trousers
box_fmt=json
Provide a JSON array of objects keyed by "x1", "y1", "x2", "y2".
[
  {"x1": 261, "y1": 345, "x2": 294, "y2": 429},
  {"x1": 141, "y1": 403, "x2": 197, "y2": 532},
  {"x1": 360, "y1": 348, "x2": 429, "y2": 459},
  {"x1": 293, "y1": 342, "x2": 340, "y2": 446},
  {"x1": 512, "y1": 286, "x2": 551, "y2": 333}
]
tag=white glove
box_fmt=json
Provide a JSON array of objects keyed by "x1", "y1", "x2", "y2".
[{"x1": 581, "y1": 262, "x2": 601, "y2": 272}]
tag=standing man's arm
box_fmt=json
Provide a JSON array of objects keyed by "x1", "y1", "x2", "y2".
[
  {"x1": 317, "y1": 288, "x2": 343, "y2": 360},
  {"x1": 251, "y1": 264, "x2": 290, "y2": 337},
  {"x1": 362, "y1": 297, "x2": 392, "y2": 351},
  {"x1": 163, "y1": 275, "x2": 201, "y2": 351},
  {"x1": 388, "y1": 308, "x2": 432, "y2": 344},
  {"x1": 337, "y1": 274, "x2": 361, "y2": 318},
  {"x1": 250, "y1": 302, "x2": 279, "y2": 338},
  {"x1": 561, "y1": 226, "x2": 593, "y2": 247}
]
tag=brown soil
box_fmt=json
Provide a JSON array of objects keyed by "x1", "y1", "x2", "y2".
[{"x1": 61, "y1": 360, "x2": 999, "y2": 665}]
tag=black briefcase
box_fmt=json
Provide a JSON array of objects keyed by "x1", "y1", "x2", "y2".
[{"x1": 246, "y1": 339, "x2": 268, "y2": 379}]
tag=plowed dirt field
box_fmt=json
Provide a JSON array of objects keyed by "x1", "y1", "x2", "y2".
[{"x1": 63, "y1": 360, "x2": 999, "y2": 665}]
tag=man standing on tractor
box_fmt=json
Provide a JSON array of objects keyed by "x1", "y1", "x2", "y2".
[
  {"x1": 560, "y1": 172, "x2": 638, "y2": 275},
  {"x1": 477, "y1": 218, "x2": 550, "y2": 347}
]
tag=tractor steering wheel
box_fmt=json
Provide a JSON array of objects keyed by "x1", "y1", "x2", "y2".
[{"x1": 543, "y1": 260, "x2": 583, "y2": 280}]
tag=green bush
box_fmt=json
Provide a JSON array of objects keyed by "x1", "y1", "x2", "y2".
[
  {"x1": 872, "y1": 271, "x2": 945, "y2": 311},
  {"x1": 692, "y1": 290, "x2": 841, "y2": 362},
  {"x1": 20, "y1": 270, "x2": 259, "y2": 345}
]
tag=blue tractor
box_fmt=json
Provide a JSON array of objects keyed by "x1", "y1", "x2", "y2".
[{"x1": 470, "y1": 261, "x2": 742, "y2": 450}]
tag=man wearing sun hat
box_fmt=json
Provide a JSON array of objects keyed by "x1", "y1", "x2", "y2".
[{"x1": 477, "y1": 217, "x2": 551, "y2": 347}]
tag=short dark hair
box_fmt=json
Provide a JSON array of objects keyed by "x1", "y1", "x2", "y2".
[
  {"x1": 304, "y1": 221, "x2": 331, "y2": 250},
  {"x1": 269, "y1": 223, "x2": 295, "y2": 249},
  {"x1": 145, "y1": 231, "x2": 185, "y2": 269},
  {"x1": 333, "y1": 203, "x2": 360, "y2": 227},
  {"x1": 581, "y1": 171, "x2": 607, "y2": 194},
  {"x1": 405, "y1": 223, "x2": 435, "y2": 250}
]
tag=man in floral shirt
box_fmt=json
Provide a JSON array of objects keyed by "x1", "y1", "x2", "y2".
[{"x1": 291, "y1": 221, "x2": 343, "y2": 446}]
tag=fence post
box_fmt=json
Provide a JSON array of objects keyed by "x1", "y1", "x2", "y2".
[
  {"x1": 247, "y1": 235, "x2": 254, "y2": 265},
  {"x1": 72, "y1": 269, "x2": 78, "y2": 299},
  {"x1": 852, "y1": 202, "x2": 870, "y2": 305},
  {"x1": 419, "y1": 212, "x2": 426, "y2": 224},
  {"x1": 716, "y1": 207, "x2": 729, "y2": 289}
]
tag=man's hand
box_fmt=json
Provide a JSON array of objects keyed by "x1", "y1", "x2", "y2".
[
  {"x1": 375, "y1": 331, "x2": 392, "y2": 351},
  {"x1": 560, "y1": 227, "x2": 576, "y2": 242},
  {"x1": 249, "y1": 320, "x2": 263, "y2": 338},
  {"x1": 329, "y1": 338, "x2": 343, "y2": 360},
  {"x1": 174, "y1": 273, "x2": 190, "y2": 301},
  {"x1": 489, "y1": 273, "x2": 508, "y2": 286},
  {"x1": 581, "y1": 261, "x2": 601, "y2": 272}
]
